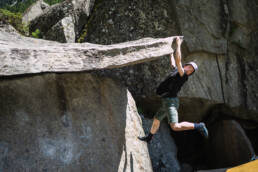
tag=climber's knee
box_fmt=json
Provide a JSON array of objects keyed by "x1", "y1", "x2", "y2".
[
  {"x1": 153, "y1": 117, "x2": 160, "y2": 126},
  {"x1": 153, "y1": 117, "x2": 160, "y2": 123},
  {"x1": 170, "y1": 122, "x2": 180, "y2": 131}
]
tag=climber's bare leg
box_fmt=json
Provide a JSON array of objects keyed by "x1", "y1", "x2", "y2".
[
  {"x1": 170, "y1": 122, "x2": 194, "y2": 131},
  {"x1": 150, "y1": 117, "x2": 161, "y2": 134},
  {"x1": 138, "y1": 117, "x2": 161, "y2": 142}
]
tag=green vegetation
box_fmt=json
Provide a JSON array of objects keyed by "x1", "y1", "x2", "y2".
[
  {"x1": 77, "y1": 0, "x2": 103, "y2": 43},
  {"x1": 3, "y1": 0, "x2": 37, "y2": 13},
  {"x1": 31, "y1": 28, "x2": 42, "y2": 38},
  {"x1": 77, "y1": 17, "x2": 92, "y2": 43},
  {"x1": 0, "y1": 0, "x2": 64, "y2": 36},
  {"x1": 2, "y1": 0, "x2": 64, "y2": 13},
  {"x1": 0, "y1": 8, "x2": 28, "y2": 35}
]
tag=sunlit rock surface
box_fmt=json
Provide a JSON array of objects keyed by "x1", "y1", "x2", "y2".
[{"x1": 0, "y1": 26, "x2": 175, "y2": 76}]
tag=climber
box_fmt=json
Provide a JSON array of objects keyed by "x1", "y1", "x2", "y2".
[{"x1": 138, "y1": 36, "x2": 209, "y2": 143}]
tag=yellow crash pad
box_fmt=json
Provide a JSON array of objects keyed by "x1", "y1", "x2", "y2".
[{"x1": 227, "y1": 160, "x2": 258, "y2": 172}]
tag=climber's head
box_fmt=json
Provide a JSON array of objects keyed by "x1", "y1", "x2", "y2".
[{"x1": 183, "y1": 62, "x2": 198, "y2": 76}]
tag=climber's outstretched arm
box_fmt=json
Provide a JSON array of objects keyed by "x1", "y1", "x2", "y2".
[{"x1": 174, "y1": 37, "x2": 184, "y2": 77}]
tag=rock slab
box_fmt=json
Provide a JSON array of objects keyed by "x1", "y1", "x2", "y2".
[
  {"x1": 0, "y1": 73, "x2": 153, "y2": 172},
  {"x1": 0, "y1": 27, "x2": 175, "y2": 76}
]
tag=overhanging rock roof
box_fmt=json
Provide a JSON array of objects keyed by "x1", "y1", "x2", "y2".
[{"x1": 0, "y1": 27, "x2": 177, "y2": 76}]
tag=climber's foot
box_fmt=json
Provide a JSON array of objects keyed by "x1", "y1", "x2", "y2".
[
  {"x1": 197, "y1": 122, "x2": 209, "y2": 139},
  {"x1": 138, "y1": 133, "x2": 153, "y2": 143}
]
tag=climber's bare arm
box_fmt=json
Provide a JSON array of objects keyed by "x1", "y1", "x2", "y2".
[
  {"x1": 170, "y1": 53, "x2": 176, "y2": 69},
  {"x1": 174, "y1": 37, "x2": 184, "y2": 77}
]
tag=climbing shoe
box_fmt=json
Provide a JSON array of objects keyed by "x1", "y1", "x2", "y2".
[
  {"x1": 197, "y1": 122, "x2": 209, "y2": 139},
  {"x1": 138, "y1": 133, "x2": 153, "y2": 143}
]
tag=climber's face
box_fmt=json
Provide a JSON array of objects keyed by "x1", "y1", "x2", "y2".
[{"x1": 184, "y1": 65, "x2": 195, "y2": 76}]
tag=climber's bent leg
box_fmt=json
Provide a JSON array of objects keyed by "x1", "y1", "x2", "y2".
[
  {"x1": 166, "y1": 97, "x2": 206, "y2": 133},
  {"x1": 170, "y1": 122, "x2": 209, "y2": 138},
  {"x1": 167, "y1": 100, "x2": 195, "y2": 131},
  {"x1": 150, "y1": 117, "x2": 161, "y2": 134},
  {"x1": 138, "y1": 117, "x2": 160, "y2": 143},
  {"x1": 170, "y1": 122, "x2": 194, "y2": 131},
  {"x1": 138, "y1": 102, "x2": 167, "y2": 143}
]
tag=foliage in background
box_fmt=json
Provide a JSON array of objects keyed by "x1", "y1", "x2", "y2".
[
  {"x1": 0, "y1": 0, "x2": 17, "y2": 9},
  {"x1": 0, "y1": 8, "x2": 28, "y2": 35},
  {"x1": 3, "y1": 0, "x2": 37, "y2": 13},
  {"x1": 0, "y1": 0, "x2": 64, "y2": 36},
  {"x1": 2, "y1": 0, "x2": 64, "y2": 13},
  {"x1": 31, "y1": 28, "x2": 42, "y2": 38}
]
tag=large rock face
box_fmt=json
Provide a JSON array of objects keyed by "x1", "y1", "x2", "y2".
[
  {"x1": 77, "y1": 0, "x2": 258, "y2": 112},
  {"x1": 0, "y1": 73, "x2": 152, "y2": 172},
  {"x1": 1, "y1": 0, "x2": 258, "y2": 169},
  {"x1": 27, "y1": 0, "x2": 258, "y2": 111}
]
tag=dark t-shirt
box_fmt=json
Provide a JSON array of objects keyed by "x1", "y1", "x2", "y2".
[{"x1": 156, "y1": 69, "x2": 188, "y2": 98}]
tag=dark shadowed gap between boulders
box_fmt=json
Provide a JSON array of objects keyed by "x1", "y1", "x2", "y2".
[{"x1": 136, "y1": 96, "x2": 258, "y2": 171}]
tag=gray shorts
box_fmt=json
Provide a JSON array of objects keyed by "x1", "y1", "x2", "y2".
[{"x1": 154, "y1": 97, "x2": 179, "y2": 123}]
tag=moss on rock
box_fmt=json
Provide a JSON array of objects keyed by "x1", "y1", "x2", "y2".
[
  {"x1": 0, "y1": 9, "x2": 29, "y2": 35},
  {"x1": 77, "y1": 0, "x2": 103, "y2": 43}
]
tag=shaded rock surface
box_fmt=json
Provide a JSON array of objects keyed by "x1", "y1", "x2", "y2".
[
  {"x1": 166, "y1": 103, "x2": 258, "y2": 171},
  {"x1": 0, "y1": 73, "x2": 152, "y2": 172},
  {"x1": 44, "y1": 15, "x2": 76, "y2": 43},
  {"x1": 206, "y1": 120, "x2": 255, "y2": 168},
  {"x1": 139, "y1": 115, "x2": 180, "y2": 172},
  {"x1": 0, "y1": 26, "x2": 175, "y2": 76},
  {"x1": 29, "y1": 0, "x2": 74, "y2": 35}
]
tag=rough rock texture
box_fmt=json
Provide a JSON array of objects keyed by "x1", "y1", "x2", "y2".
[
  {"x1": 72, "y1": 0, "x2": 95, "y2": 16},
  {"x1": 79, "y1": 0, "x2": 258, "y2": 112},
  {"x1": 139, "y1": 115, "x2": 180, "y2": 172},
  {"x1": 29, "y1": 0, "x2": 95, "y2": 42},
  {"x1": 206, "y1": 120, "x2": 255, "y2": 168},
  {"x1": 2, "y1": 0, "x2": 258, "y2": 170},
  {"x1": 175, "y1": 0, "x2": 227, "y2": 54},
  {"x1": 0, "y1": 27, "x2": 175, "y2": 76},
  {"x1": 29, "y1": 1, "x2": 74, "y2": 34},
  {"x1": 22, "y1": 0, "x2": 50, "y2": 25},
  {"x1": 44, "y1": 15, "x2": 76, "y2": 43},
  {"x1": 27, "y1": 0, "x2": 258, "y2": 111},
  {"x1": 0, "y1": 23, "x2": 19, "y2": 36},
  {"x1": 0, "y1": 73, "x2": 152, "y2": 172}
]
